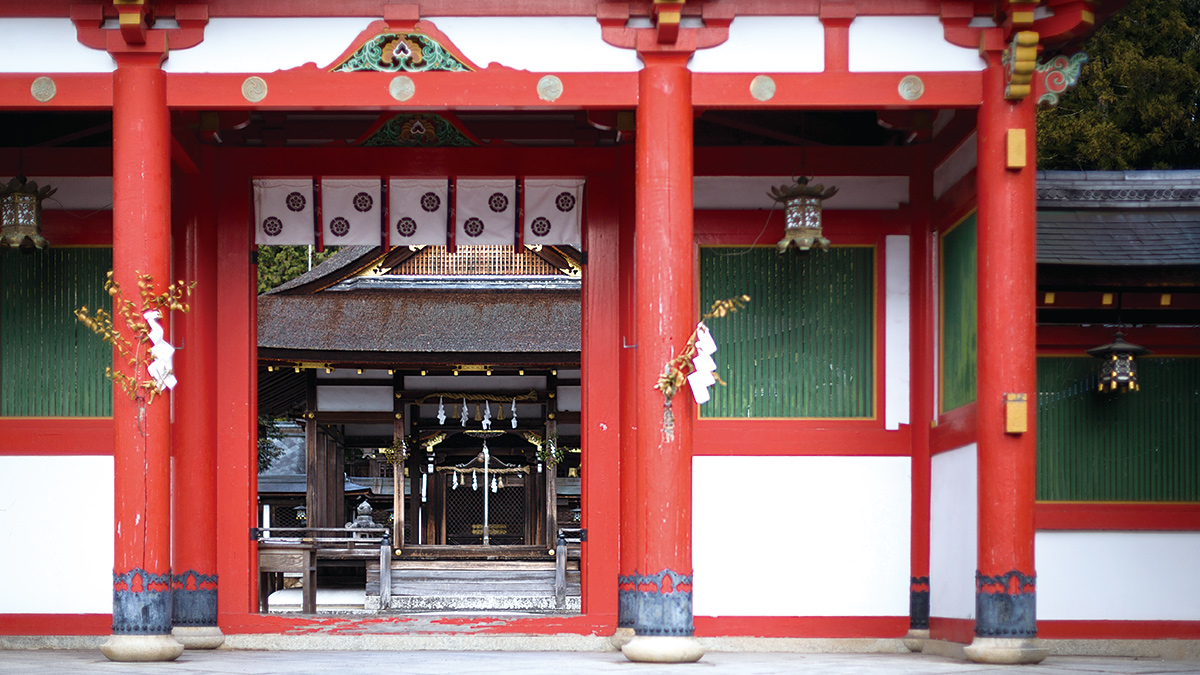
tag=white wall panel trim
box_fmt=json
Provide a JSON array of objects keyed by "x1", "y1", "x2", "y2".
[
  {"x1": 884, "y1": 235, "x2": 911, "y2": 431},
  {"x1": 930, "y1": 443, "x2": 976, "y2": 619}
]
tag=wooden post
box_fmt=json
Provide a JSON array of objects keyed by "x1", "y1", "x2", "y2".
[
  {"x1": 102, "y1": 49, "x2": 184, "y2": 662},
  {"x1": 545, "y1": 373, "x2": 559, "y2": 552},
  {"x1": 392, "y1": 415, "x2": 404, "y2": 550},
  {"x1": 622, "y1": 50, "x2": 703, "y2": 663},
  {"x1": 965, "y1": 50, "x2": 1045, "y2": 665}
]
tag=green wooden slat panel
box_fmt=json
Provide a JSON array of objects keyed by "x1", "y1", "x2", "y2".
[
  {"x1": 941, "y1": 214, "x2": 977, "y2": 412},
  {"x1": 1037, "y1": 356, "x2": 1200, "y2": 502},
  {"x1": 698, "y1": 246, "x2": 874, "y2": 418},
  {"x1": 0, "y1": 248, "x2": 113, "y2": 417}
]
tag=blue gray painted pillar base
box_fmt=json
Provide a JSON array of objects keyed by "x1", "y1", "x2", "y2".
[
  {"x1": 620, "y1": 570, "x2": 703, "y2": 663},
  {"x1": 904, "y1": 575, "x2": 931, "y2": 651},
  {"x1": 101, "y1": 569, "x2": 183, "y2": 662},
  {"x1": 966, "y1": 570, "x2": 1047, "y2": 664},
  {"x1": 171, "y1": 571, "x2": 224, "y2": 649}
]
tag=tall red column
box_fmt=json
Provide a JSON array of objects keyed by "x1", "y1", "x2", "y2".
[
  {"x1": 622, "y1": 52, "x2": 703, "y2": 663},
  {"x1": 170, "y1": 151, "x2": 223, "y2": 649},
  {"x1": 102, "y1": 53, "x2": 184, "y2": 662},
  {"x1": 966, "y1": 52, "x2": 1045, "y2": 664},
  {"x1": 616, "y1": 144, "x2": 640, "y2": 636},
  {"x1": 906, "y1": 151, "x2": 935, "y2": 648}
]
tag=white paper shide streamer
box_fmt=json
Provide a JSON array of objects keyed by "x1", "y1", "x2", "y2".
[
  {"x1": 688, "y1": 323, "x2": 719, "y2": 405},
  {"x1": 142, "y1": 310, "x2": 178, "y2": 392},
  {"x1": 437, "y1": 396, "x2": 446, "y2": 425}
]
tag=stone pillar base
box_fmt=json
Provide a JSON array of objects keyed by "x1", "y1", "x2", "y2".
[
  {"x1": 100, "y1": 634, "x2": 185, "y2": 662},
  {"x1": 172, "y1": 626, "x2": 225, "y2": 650},
  {"x1": 622, "y1": 635, "x2": 705, "y2": 663},
  {"x1": 964, "y1": 637, "x2": 1049, "y2": 664},
  {"x1": 903, "y1": 628, "x2": 929, "y2": 652},
  {"x1": 610, "y1": 627, "x2": 636, "y2": 649}
]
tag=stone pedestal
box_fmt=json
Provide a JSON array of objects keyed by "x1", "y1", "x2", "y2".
[
  {"x1": 172, "y1": 626, "x2": 225, "y2": 650},
  {"x1": 100, "y1": 634, "x2": 184, "y2": 662},
  {"x1": 622, "y1": 636, "x2": 704, "y2": 663},
  {"x1": 964, "y1": 637, "x2": 1049, "y2": 664}
]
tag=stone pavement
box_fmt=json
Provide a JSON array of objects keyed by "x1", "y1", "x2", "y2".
[{"x1": 2, "y1": 650, "x2": 1200, "y2": 675}]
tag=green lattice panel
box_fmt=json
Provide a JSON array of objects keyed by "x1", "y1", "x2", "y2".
[
  {"x1": 699, "y1": 246, "x2": 874, "y2": 418},
  {"x1": 1037, "y1": 356, "x2": 1200, "y2": 502},
  {"x1": 0, "y1": 248, "x2": 112, "y2": 416},
  {"x1": 941, "y1": 214, "x2": 977, "y2": 412}
]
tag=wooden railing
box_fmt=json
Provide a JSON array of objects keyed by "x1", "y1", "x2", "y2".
[{"x1": 257, "y1": 526, "x2": 392, "y2": 613}]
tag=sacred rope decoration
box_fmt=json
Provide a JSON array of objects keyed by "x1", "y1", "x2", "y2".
[
  {"x1": 75, "y1": 271, "x2": 195, "y2": 406},
  {"x1": 654, "y1": 295, "x2": 750, "y2": 441},
  {"x1": 421, "y1": 390, "x2": 539, "y2": 428}
]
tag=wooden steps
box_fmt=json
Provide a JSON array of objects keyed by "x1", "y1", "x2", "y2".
[{"x1": 366, "y1": 559, "x2": 581, "y2": 613}]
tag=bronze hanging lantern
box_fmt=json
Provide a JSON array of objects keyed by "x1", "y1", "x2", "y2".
[
  {"x1": 0, "y1": 175, "x2": 54, "y2": 251},
  {"x1": 768, "y1": 176, "x2": 838, "y2": 253},
  {"x1": 1085, "y1": 332, "x2": 1151, "y2": 393}
]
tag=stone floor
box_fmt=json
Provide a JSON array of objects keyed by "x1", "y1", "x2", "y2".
[{"x1": 2, "y1": 650, "x2": 1199, "y2": 675}]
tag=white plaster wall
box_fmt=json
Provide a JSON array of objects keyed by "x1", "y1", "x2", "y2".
[
  {"x1": 0, "y1": 456, "x2": 114, "y2": 613},
  {"x1": 848, "y1": 17, "x2": 986, "y2": 73},
  {"x1": 0, "y1": 19, "x2": 115, "y2": 73},
  {"x1": 932, "y1": 132, "x2": 978, "y2": 201},
  {"x1": 163, "y1": 18, "x2": 373, "y2": 72},
  {"x1": 929, "y1": 443, "x2": 976, "y2": 619},
  {"x1": 693, "y1": 456, "x2": 911, "y2": 617},
  {"x1": 556, "y1": 386, "x2": 581, "y2": 412},
  {"x1": 690, "y1": 17, "x2": 823, "y2": 73},
  {"x1": 315, "y1": 385, "x2": 393, "y2": 412},
  {"x1": 429, "y1": 17, "x2": 642, "y2": 72},
  {"x1": 884, "y1": 235, "x2": 911, "y2": 431},
  {"x1": 694, "y1": 176, "x2": 910, "y2": 211},
  {"x1": 1037, "y1": 531, "x2": 1200, "y2": 621}
]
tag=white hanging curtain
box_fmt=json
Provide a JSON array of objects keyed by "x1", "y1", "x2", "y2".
[
  {"x1": 321, "y1": 178, "x2": 382, "y2": 247},
  {"x1": 253, "y1": 178, "x2": 314, "y2": 245},
  {"x1": 455, "y1": 178, "x2": 516, "y2": 246},
  {"x1": 523, "y1": 178, "x2": 584, "y2": 247},
  {"x1": 388, "y1": 178, "x2": 448, "y2": 247}
]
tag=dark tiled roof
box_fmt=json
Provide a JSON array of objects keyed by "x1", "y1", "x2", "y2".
[
  {"x1": 258, "y1": 289, "x2": 580, "y2": 354},
  {"x1": 1037, "y1": 171, "x2": 1200, "y2": 266}
]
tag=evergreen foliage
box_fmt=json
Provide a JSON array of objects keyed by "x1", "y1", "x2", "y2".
[
  {"x1": 256, "y1": 245, "x2": 337, "y2": 294},
  {"x1": 1038, "y1": 0, "x2": 1200, "y2": 169}
]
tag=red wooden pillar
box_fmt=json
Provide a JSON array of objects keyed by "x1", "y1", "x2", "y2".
[
  {"x1": 616, "y1": 144, "x2": 640, "y2": 637},
  {"x1": 622, "y1": 52, "x2": 703, "y2": 663},
  {"x1": 170, "y1": 150, "x2": 223, "y2": 649},
  {"x1": 101, "y1": 52, "x2": 184, "y2": 662},
  {"x1": 966, "y1": 51, "x2": 1045, "y2": 664},
  {"x1": 906, "y1": 150, "x2": 935, "y2": 648}
]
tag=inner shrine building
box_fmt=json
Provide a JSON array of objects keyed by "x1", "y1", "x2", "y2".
[{"x1": 2, "y1": 0, "x2": 1198, "y2": 665}]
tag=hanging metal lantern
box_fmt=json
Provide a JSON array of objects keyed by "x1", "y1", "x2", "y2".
[
  {"x1": 768, "y1": 176, "x2": 838, "y2": 253},
  {"x1": 0, "y1": 175, "x2": 54, "y2": 251},
  {"x1": 1085, "y1": 332, "x2": 1151, "y2": 393}
]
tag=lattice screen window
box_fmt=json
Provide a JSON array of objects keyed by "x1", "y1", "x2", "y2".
[
  {"x1": 1037, "y1": 356, "x2": 1200, "y2": 501},
  {"x1": 0, "y1": 248, "x2": 113, "y2": 416},
  {"x1": 941, "y1": 214, "x2": 977, "y2": 412},
  {"x1": 699, "y1": 246, "x2": 875, "y2": 418},
  {"x1": 394, "y1": 245, "x2": 559, "y2": 275}
]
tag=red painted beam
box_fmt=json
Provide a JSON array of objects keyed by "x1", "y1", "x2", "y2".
[
  {"x1": 695, "y1": 615, "x2": 908, "y2": 638},
  {"x1": 695, "y1": 422, "x2": 911, "y2": 456},
  {"x1": 165, "y1": 70, "x2": 638, "y2": 111},
  {"x1": 1039, "y1": 620, "x2": 1200, "y2": 640},
  {"x1": 1036, "y1": 502, "x2": 1200, "y2": 531},
  {"x1": 693, "y1": 72, "x2": 983, "y2": 109},
  {"x1": 0, "y1": 74, "x2": 113, "y2": 110},
  {"x1": 931, "y1": 402, "x2": 977, "y2": 455},
  {"x1": 0, "y1": 614, "x2": 110, "y2": 635},
  {"x1": 0, "y1": 418, "x2": 114, "y2": 455}
]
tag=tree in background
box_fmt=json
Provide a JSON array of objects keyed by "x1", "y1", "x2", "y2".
[
  {"x1": 1038, "y1": 0, "x2": 1200, "y2": 170},
  {"x1": 257, "y1": 245, "x2": 337, "y2": 294}
]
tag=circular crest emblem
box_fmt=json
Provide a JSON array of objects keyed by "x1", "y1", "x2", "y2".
[
  {"x1": 353, "y1": 192, "x2": 374, "y2": 212},
  {"x1": 396, "y1": 217, "x2": 418, "y2": 237},
  {"x1": 555, "y1": 192, "x2": 576, "y2": 212},
  {"x1": 531, "y1": 217, "x2": 552, "y2": 237},
  {"x1": 263, "y1": 217, "x2": 283, "y2": 236},
  {"x1": 463, "y1": 218, "x2": 485, "y2": 237},
  {"x1": 488, "y1": 193, "x2": 509, "y2": 213},
  {"x1": 330, "y1": 217, "x2": 351, "y2": 237},
  {"x1": 420, "y1": 192, "x2": 441, "y2": 212},
  {"x1": 286, "y1": 192, "x2": 306, "y2": 212}
]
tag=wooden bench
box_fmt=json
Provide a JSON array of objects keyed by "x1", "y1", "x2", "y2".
[{"x1": 258, "y1": 543, "x2": 316, "y2": 613}]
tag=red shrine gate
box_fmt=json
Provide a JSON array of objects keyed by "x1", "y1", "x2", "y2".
[{"x1": 5, "y1": 0, "x2": 1189, "y2": 667}]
